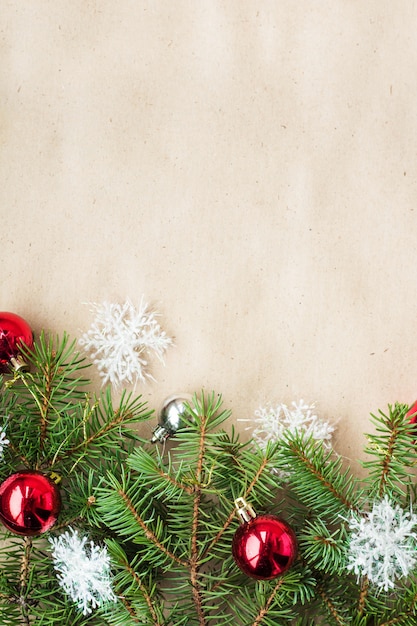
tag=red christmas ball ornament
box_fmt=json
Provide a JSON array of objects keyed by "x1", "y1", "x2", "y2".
[
  {"x1": 406, "y1": 401, "x2": 417, "y2": 425},
  {"x1": 0, "y1": 471, "x2": 61, "y2": 536},
  {"x1": 0, "y1": 312, "x2": 33, "y2": 373},
  {"x1": 232, "y1": 498, "x2": 297, "y2": 580}
]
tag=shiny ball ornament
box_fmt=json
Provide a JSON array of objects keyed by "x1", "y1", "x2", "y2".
[
  {"x1": 406, "y1": 400, "x2": 417, "y2": 425},
  {"x1": 232, "y1": 498, "x2": 297, "y2": 580},
  {"x1": 0, "y1": 471, "x2": 61, "y2": 536},
  {"x1": 151, "y1": 394, "x2": 192, "y2": 443},
  {"x1": 0, "y1": 312, "x2": 33, "y2": 373}
]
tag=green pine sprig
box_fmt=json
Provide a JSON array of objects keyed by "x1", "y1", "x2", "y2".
[
  {"x1": 93, "y1": 391, "x2": 313, "y2": 625},
  {"x1": 362, "y1": 402, "x2": 417, "y2": 500},
  {"x1": 0, "y1": 332, "x2": 155, "y2": 625}
]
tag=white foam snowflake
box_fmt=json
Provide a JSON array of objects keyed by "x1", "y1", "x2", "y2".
[
  {"x1": 347, "y1": 496, "x2": 417, "y2": 591},
  {"x1": 242, "y1": 400, "x2": 334, "y2": 451},
  {"x1": 79, "y1": 299, "x2": 173, "y2": 387},
  {"x1": 0, "y1": 425, "x2": 9, "y2": 460},
  {"x1": 49, "y1": 528, "x2": 117, "y2": 615}
]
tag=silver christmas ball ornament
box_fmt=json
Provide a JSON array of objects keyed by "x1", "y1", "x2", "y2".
[{"x1": 151, "y1": 394, "x2": 192, "y2": 443}]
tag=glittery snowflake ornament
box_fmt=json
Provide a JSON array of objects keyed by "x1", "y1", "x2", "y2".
[
  {"x1": 242, "y1": 400, "x2": 334, "y2": 451},
  {"x1": 79, "y1": 299, "x2": 173, "y2": 387},
  {"x1": 0, "y1": 425, "x2": 9, "y2": 460},
  {"x1": 347, "y1": 496, "x2": 417, "y2": 591},
  {"x1": 49, "y1": 528, "x2": 117, "y2": 615}
]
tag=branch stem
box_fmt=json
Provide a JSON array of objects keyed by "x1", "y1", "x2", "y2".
[
  {"x1": 317, "y1": 583, "x2": 348, "y2": 626},
  {"x1": 19, "y1": 536, "x2": 33, "y2": 625},
  {"x1": 287, "y1": 440, "x2": 360, "y2": 514},
  {"x1": 118, "y1": 490, "x2": 187, "y2": 567},
  {"x1": 119, "y1": 558, "x2": 163, "y2": 625},
  {"x1": 202, "y1": 454, "x2": 270, "y2": 560},
  {"x1": 251, "y1": 579, "x2": 284, "y2": 626},
  {"x1": 378, "y1": 425, "x2": 398, "y2": 498},
  {"x1": 357, "y1": 575, "x2": 369, "y2": 615},
  {"x1": 190, "y1": 413, "x2": 207, "y2": 625}
]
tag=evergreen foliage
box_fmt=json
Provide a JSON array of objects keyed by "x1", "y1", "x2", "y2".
[
  {"x1": 1, "y1": 332, "x2": 417, "y2": 625},
  {"x1": 0, "y1": 333, "x2": 152, "y2": 625}
]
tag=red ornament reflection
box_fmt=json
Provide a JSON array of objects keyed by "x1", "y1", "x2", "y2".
[
  {"x1": 0, "y1": 471, "x2": 61, "y2": 535},
  {"x1": 0, "y1": 312, "x2": 33, "y2": 372},
  {"x1": 232, "y1": 514, "x2": 297, "y2": 580}
]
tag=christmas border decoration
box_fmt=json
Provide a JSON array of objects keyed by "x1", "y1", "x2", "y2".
[{"x1": 0, "y1": 308, "x2": 417, "y2": 625}]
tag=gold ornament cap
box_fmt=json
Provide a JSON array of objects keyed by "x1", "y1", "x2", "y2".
[
  {"x1": 234, "y1": 497, "x2": 257, "y2": 523},
  {"x1": 9, "y1": 355, "x2": 30, "y2": 372}
]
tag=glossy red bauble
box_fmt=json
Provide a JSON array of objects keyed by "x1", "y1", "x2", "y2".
[
  {"x1": 0, "y1": 471, "x2": 61, "y2": 536},
  {"x1": 406, "y1": 401, "x2": 417, "y2": 425},
  {"x1": 232, "y1": 514, "x2": 297, "y2": 580},
  {"x1": 0, "y1": 312, "x2": 33, "y2": 372}
]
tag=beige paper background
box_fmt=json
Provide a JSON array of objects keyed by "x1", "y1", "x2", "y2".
[{"x1": 2, "y1": 1, "x2": 417, "y2": 474}]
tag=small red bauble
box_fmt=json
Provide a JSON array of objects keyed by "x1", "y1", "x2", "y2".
[
  {"x1": 232, "y1": 500, "x2": 297, "y2": 580},
  {"x1": 406, "y1": 401, "x2": 417, "y2": 425},
  {"x1": 0, "y1": 312, "x2": 33, "y2": 372},
  {"x1": 0, "y1": 471, "x2": 61, "y2": 536}
]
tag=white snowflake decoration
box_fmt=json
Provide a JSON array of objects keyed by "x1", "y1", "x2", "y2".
[
  {"x1": 347, "y1": 496, "x2": 417, "y2": 591},
  {"x1": 0, "y1": 425, "x2": 9, "y2": 460},
  {"x1": 49, "y1": 528, "x2": 117, "y2": 615},
  {"x1": 243, "y1": 400, "x2": 334, "y2": 451},
  {"x1": 79, "y1": 299, "x2": 173, "y2": 387}
]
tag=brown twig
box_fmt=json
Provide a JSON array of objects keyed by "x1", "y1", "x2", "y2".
[
  {"x1": 118, "y1": 558, "x2": 163, "y2": 625},
  {"x1": 66, "y1": 410, "x2": 126, "y2": 455},
  {"x1": 201, "y1": 454, "x2": 270, "y2": 560},
  {"x1": 378, "y1": 425, "x2": 398, "y2": 499},
  {"x1": 118, "y1": 489, "x2": 187, "y2": 568},
  {"x1": 189, "y1": 413, "x2": 207, "y2": 625},
  {"x1": 47, "y1": 409, "x2": 132, "y2": 469},
  {"x1": 19, "y1": 536, "x2": 33, "y2": 625},
  {"x1": 156, "y1": 465, "x2": 194, "y2": 495},
  {"x1": 287, "y1": 440, "x2": 360, "y2": 514},
  {"x1": 357, "y1": 575, "x2": 369, "y2": 615},
  {"x1": 317, "y1": 582, "x2": 348, "y2": 626},
  {"x1": 39, "y1": 363, "x2": 53, "y2": 456},
  {"x1": 251, "y1": 578, "x2": 284, "y2": 626}
]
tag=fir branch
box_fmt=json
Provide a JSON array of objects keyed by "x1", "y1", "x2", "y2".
[
  {"x1": 3, "y1": 332, "x2": 92, "y2": 470},
  {"x1": 316, "y1": 582, "x2": 349, "y2": 626},
  {"x1": 377, "y1": 587, "x2": 417, "y2": 626},
  {"x1": 127, "y1": 447, "x2": 194, "y2": 497},
  {"x1": 49, "y1": 390, "x2": 150, "y2": 471},
  {"x1": 19, "y1": 536, "x2": 33, "y2": 626},
  {"x1": 46, "y1": 396, "x2": 100, "y2": 468},
  {"x1": 117, "y1": 488, "x2": 188, "y2": 568},
  {"x1": 105, "y1": 539, "x2": 168, "y2": 626},
  {"x1": 357, "y1": 576, "x2": 369, "y2": 616},
  {"x1": 378, "y1": 429, "x2": 397, "y2": 498},
  {"x1": 189, "y1": 407, "x2": 207, "y2": 625},
  {"x1": 298, "y1": 519, "x2": 346, "y2": 576},
  {"x1": 201, "y1": 452, "x2": 271, "y2": 561},
  {"x1": 289, "y1": 441, "x2": 356, "y2": 512},
  {"x1": 6, "y1": 438, "x2": 30, "y2": 467},
  {"x1": 9, "y1": 365, "x2": 54, "y2": 467},
  {"x1": 251, "y1": 578, "x2": 284, "y2": 626},
  {"x1": 38, "y1": 362, "x2": 53, "y2": 456},
  {"x1": 64, "y1": 408, "x2": 126, "y2": 458},
  {"x1": 113, "y1": 550, "x2": 162, "y2": 625},
  {"x1": 277, "y1": 433, "x2": 361, "y2": 521},
  {"x1": 155, "y1": 466, "x2": 194, "y2": 496},
  {"x1": 363, "y1": 404, "x2": 416, "y2": 499}
]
